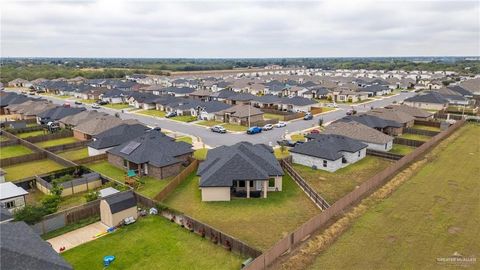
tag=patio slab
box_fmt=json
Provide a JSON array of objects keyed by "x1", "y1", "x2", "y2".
[{"x1": 47, "y1": 222, "x2": 108, "y2": 253}]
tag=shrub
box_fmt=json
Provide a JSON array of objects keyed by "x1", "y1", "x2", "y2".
[
  {"x1": 14, "y1": 205, "x2": 46, "y2": 225},
  {"x1": 41, "y1": 195, "x2": 61, "y2": 214},
  {"x1": 84, "y1": 191, "x2": 99, "y2": 202}
]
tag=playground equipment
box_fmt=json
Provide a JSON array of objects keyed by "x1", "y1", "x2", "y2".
[
  {"x1": 103, "y1": 255, "x2": 115, "y2": 267},
  {"x1": 124, "y1": 170, "x2": 140, "y2": 187}
]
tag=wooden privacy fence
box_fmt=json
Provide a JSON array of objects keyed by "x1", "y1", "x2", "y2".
[
  {"x1": 6, "y1": 125, "x2": 44, "y2": 134},
  {"x1": 366, "y1": 149, "x2": 403, "y2": 161},
  {"x1": 310, "y1": 107, "x2": 324, "y2": 115},
  {"x1": 404, "y1": 128, "x2": 439, "y2": 137},
  {"x1": 413, "y1": 119, "x2": 441, "y2": 127},
  {"x1": 244, "y1": 120, "x2": 465, "y2": 270},
  {"x1": 154, "y1": 159, "x2": 199, "y2": 201},
  {"x1": 74, "y1": 153, "x2": 107, "y2": 165},
  {"x1": 0, "y1": 152, "x2": 46, "y2": 167},
  {"x1": 393, "y1": 137, "x2": 425, "y2": 147},
  {"x1": 45, "y1": 140, "x2": 91, "y2": 153},
  {"x1": 24, "y1": 130, "x2": 73, "y2": 143},
  {"x1": 281, "y1": 160, "x2": 330, "y2": 210},
  {"x1": 0, "y1": 139, "x2": 20, "y2": 147}
]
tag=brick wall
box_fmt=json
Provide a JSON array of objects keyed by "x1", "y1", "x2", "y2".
[
  {"x1": 148, "y1": 162, "x2": 182, "y2": 179},
  {"x1": 73, "y1": 129, "x2": 90, "y2": 141},
  {"x1": 107, "y1": 153, "x2": 125, "y2": 169}
]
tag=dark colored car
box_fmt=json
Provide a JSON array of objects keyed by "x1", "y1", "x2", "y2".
[
  {"x1": 277, "y1": 140, "x2": 297, "y2": 147},
  {"x1": 246, "y1": 126, "x2": 262, "y2": 134},
  {"x1": 303, "y1": 113, "x2": 313, "y2": 120},
  {"x1": 211, "y1": 125, "x2": 227, "y2": 133},
  {"x1": 74, "y1": 101, "x2": 83, "y2": 105},
  {"x1": 165, "y1": 111, "x2": 177, "y2": 118},
  {"x1": 346, "y1": 109, "x2": 357, "y2": 116},
  {"x1": 97, "y1": 100, "x2": 109, "y2": 105}
]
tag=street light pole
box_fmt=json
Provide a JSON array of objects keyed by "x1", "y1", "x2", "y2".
[{"x1": 248, "y1": 102, "x2": 251, "y2": 128}]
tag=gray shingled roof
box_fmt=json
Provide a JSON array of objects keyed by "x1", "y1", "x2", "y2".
[
  {"x1": 88, "y1": 124, "x2": 149, "y2": 150},
  {"x1": 339, "y1": 114, "x2": 402, "y2": 129},
  {"x1": 291, "y1": 134, "x2": 367, "y2": 161},
  {"x1": 104, "y1": 191, "x2": 137, "y2": 214},
  {"x1": 198, "y1": 142, "x2": 283, "y2": 187},
  {"x1": 38, "y1": 107, "x2": 85, "y2": 122},
  {"x1": 404, "y1": 92, "x2": 449, "y2": 104},
  {"x1": 107, "y1": 129, "x2": 193, "y2": 167},
  {"x1": 320, "y1": 121, "x2": 393, "y2": 144},
  {"x1": 0, "y1": 222, "x2": 73, "y2": 270}
]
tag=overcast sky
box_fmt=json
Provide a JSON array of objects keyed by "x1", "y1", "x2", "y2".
[{"x1": 1, "y1": 0, "x2": 479, "y2": 58}]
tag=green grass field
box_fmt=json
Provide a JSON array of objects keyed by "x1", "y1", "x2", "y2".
[
  {"x1": 398, "y1": 133, "x2": 432, "y2": 141},
  {"x1": 62, "y1": 216, "x2": 245, "y2": 270},
  {"x1": 137, "y1": 109, "x2": 166, "y2": 118},
  {"x1": 0, "y1": 144, "x2": 34, "y2": 159},
  {"x1": 35, "y1": 137, "x2": 79, "y2": 148},
  {"x1": 222, "y1": 124, "x2": 248, "y2": 132},
  {"x1": 412, "y1": 124, "x2": 441, "y2": 132},
  {"x1": 0, "y1": 136, "x2": 9, "y2": 142},
  {"x1": 78, "y1": 99, "x2": 96, "y2": 104},
  {"x1": 57, "y1": 148, "x2": 89, "y2": 160},
  {"x1": 4, "y1": 159, "x2": 65, "y2": 181},
  {"x1": 164, "y1": 173, "x2": 320, "y2": 250},
  {"x1": 17, "y1": 130, "x2": 47, "y2": 138},
  {"x1": 389, "y1": 144, "x2": 416, "y2": 155},
  {"x1": 290, "y1": 133, "x2": 306, "y2": 142},
  {"x1": 196, "y1": 120, "x2": 223, "y2": 127},
  {"x1": 263, "y1": 113, "x2": 285, "y2": 121},
  {"x1": 274, "y1": 147, "x2": 290, "y2": 159},
  {"x1": 193, "y1": 148, "x2": 209, "y2": 160},
  {"x1": 175, "y1": 136, "x2": 193, "y2": 144},
  {"x1": 293, "y1": 156, "x2": 393, "y2": 203},
  {"x1": 103, "y1": 103, "x2": 131, "y2": 110},
  {"x1": 308, "y1": 124, "x2": 480, "y2": 270},
  {"x1": 170, "y1": 115, "x2": 197, "y2": 122},
  {"x1": 85, "y1": 161, "x2": 170, "y2": 198}
]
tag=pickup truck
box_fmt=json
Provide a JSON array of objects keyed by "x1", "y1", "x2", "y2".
[{"x1": 246, "y1": 126, "x2": 262, "y2": 134}]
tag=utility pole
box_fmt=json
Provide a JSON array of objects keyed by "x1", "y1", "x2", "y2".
[{"x1": 248, "y1": 102, "x2": 251, "y2": 128}]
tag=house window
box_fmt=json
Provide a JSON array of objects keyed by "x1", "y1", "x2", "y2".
[
  {"x1": 4, "y1": 200, "x2": 15, "y2": 209},
  {"x1": 269, "y1": 179, "x2": 275, "y2": 187},
  {"x1": 250, "y1": 181, "x2": 254, "y2": 187},
  {"x1": 123, "y1": 159, "x2": 128, "y2": 168},
  {"x1": 385, "y1": 144, "x2": 388, "y2": 149},
  {"x1": 238, "y1": 181, "x2": 245, "y2": 187},
  {"x1": 323, "y1": 160, "x2": 327, "y2": 167},
  {"x1": 358, "y1": 151, "x2": 361, "y2": 157}
]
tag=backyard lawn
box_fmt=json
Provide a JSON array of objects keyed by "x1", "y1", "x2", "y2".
[
  {"x1": 193, "y1": 148, "x2": 209, "y2": 160},
  {"x1": 85, "y1": 161, "x2": 170, "y2": 198},
  {"x1": 389, "y1": 144, "x2": 416, "y2": 155},
  {"x1": 57, "y1": 148, "x2": 89, "y2": 160},
  {"x1": 398, "y1": 133, "x2": 432, "y2": 142},
  {"x1": 263, "y1": 113, "x2": 285, "y2": 120},
  {"x1": 412, "y1": 124, "x2": 441, "y2": 132},
  {"x1": 308, "y1": 124, "x2": 480, "y2": 269},
  {"x1": 62, "y1": 216, "x2": 245, "y2": 270},
  {"x1": 175, "y1": 136, "x2": 193, "y2": 145},
  {"x1": 290, "y1": 133, "x2": 306, "y2": 142},
  {"x1": 0, "y1": 144, "x2": 34, "y2": 159},
  {"x1": 170, "y1": 115, "x2": 197, "y2": 122},
  {"x1": 137, "y1": 109, "x2": 166, "y2": 118},
  {"x1": 35, "y1": 137, "x2": 79, "y2": 148},
  {"x1": 196, "y1": 120, "x2": 223, "y2": 127},
  {"x1": 164, "y1": 173, "x2": 320, "y2": 250},
  {"x1": 17, "y1": 130, "x2": 47, "y2": 138},
  {"x1": 103, "y1": 103, "x2": 131, "y2": 110},
  {"x1": 222, "y1": 124, "x2": 248, "y2": 132},
  {"x1": 4, "y1": 159, "x2": 65, "y2": 181},
  {"x1": 274, "y1": 147, "x2": 290, "y2": 159},
  {"x1": 293, "y1": 156, "x2": 393, "y2": 203}
]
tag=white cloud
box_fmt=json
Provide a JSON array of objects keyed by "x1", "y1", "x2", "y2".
[{"x1": 1, "y1": 0, "x2": 479, "y2": 57}]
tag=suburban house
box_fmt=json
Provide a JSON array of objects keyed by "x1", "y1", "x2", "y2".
[
  {"x1": 100, "y1": 191, "x2": 138, "y2": 227},
  {"x1": 5, "y1": 100, "x2": 55, "y2": 119},
  {"x1": 327, "y1": 90, "x2": 369, "y2": 103},
  {"x1": 197, "y1": 142, "x2": 284, "y2": 201},
  {"x1": 173, "y1": 100, "x2": 231, "y2": 120},
  {"x1": 127, "y1": 93, "x2": 158, "y2": 109},
  {"x1": 72, "y1": 116, "x2": 139, "y2": 141},
  {"x1": 0, "y1": 182, "x2": 28, "y2": 212},
  {"x1": 0, "y1": 221, "x2": 73, "y2": 270},
  {"x1": 302, "y1": 86, "x2": 330, "y2": 99},
  {"x1": 7, "y1": 78, "x2": 31, "y2": 88},
  {"x1": 316, "y1": 121, "x2": 394, "y2": 152},
  {"x1": 0, "y1": 92, "x2": 32, "y2": 115},
  {"x1": 226, "y1": 93, "x2": 257, "y2": 105},
  {"x1": 290, "y1": 134, "x2": 367, "y2": 172},
  {"x1": 58, "y1": 110, "x2": 108, "y2": 129},
  {"x1": 36, "y1": 107, "x2": 85, "y2": 125},
  {"x1": 367, "y1": 108, "x2": 415, "y2": 128},
  {"x1": 384, "y1": 104, "x2": 434, "y2": 120},
  {"x1": 189, "y1": 90, "x2": 216, "y2": 101},
  {"x1": 279, "y1": 96, "x2": 317, "y2": 112},
  {"x1": 161, "y1": 86, "x2": 196, "y2": 97},
  {"x1": 362, "y1": 84, "x2": 392, "y2": 96},
  {"x1": 339, "y1": 114, "x2": 404, "y2": 136},
  {"x1": 87, "y1": 124, "x2": 149, "y2": 156},
  {"x1": 214, "y1": 104, "x2": 264, "y2": 126},
  {"x1": 107, "y1": 129, "x2": 193, "y2": 178},
  {"x1": 100, "y1": 89, "x2": 128, "y2": 104},
  {"x1": 403, "y1": 92, "x2": 449, "y2": 110}
]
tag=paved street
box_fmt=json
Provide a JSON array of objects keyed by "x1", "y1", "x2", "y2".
[{"x1": 11, "y1": 89, "x2": 416, "y2": 147}]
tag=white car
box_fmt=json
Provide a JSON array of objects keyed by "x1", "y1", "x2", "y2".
[
  {"x1": 275, "y1": 121, "x2": 287, "y2": 128},
  {"x1": 262, "y1": 124, "x2": 274, "y2": 131},
  {"x1": 91, "y1": 104, "x2": 101, "y2": 109}
]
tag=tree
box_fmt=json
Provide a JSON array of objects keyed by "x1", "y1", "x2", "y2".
[
  {"x1": 84, "y1": 191, "x2": 99, "y2": 202},
  {"x1": 280, "y1": 144, "x2": 286, "y2": 154},
  {"x1": 13, "y1": 205, "x2": 46, "y2": 225}
]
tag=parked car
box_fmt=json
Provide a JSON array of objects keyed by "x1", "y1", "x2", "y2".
[
  {"x1": 246, "y1": 126, "x2": 262, "y2": 134},
  {"x1": 275, "y1": 121, "x2": 287, "y2": 128},
  {"x1": 97, "y1": 100, "x2": 109, "y2": 105},
  {"x1": 262, "y1": 124, "x2": 274, "y2": 131},
  {"x1": 74, "y1": 101, "x2": 82, "y2": 105},
  {"x1": 277, "y1": 140, "x2": 298, "y2": 147},
  {"x1": 401, "y1": 89, "x2": 409, "y2": 93},
  {"x1": 63, "y1": 102, "x2": 71, "y2": 108},
  {"x1": 309, "y1": 129, "x2": 321, "y2": 134},
  {"x1": 346, "y1": 109, "x2": 357, "y2": 116},
  {"x1": 91, "y1": 104, "x2": 101, "y2": 109},
  {"x1": 303, "y1": 113, "x2": 313, "y2": 120},
  {"x1": 211, "y1": 125, "x2": 227, "y2": 133},
  {"x1": 326, "y1": 103, "x2": 338, "y2": 108},
  {"x1": 165, "y1": 111, "x2": 177, "y2": 118}
]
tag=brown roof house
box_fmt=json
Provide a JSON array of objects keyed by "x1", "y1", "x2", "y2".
[
  {"x1": 319, "y1": 121, "x2": 394, "y2": 152},
  {"x1": 214, "y1": 104, "x2": 264, "y2": 126},
  {"x1": 106, "y1": 129, "x2": 193, "y2": 179},
  {"x1": 384, "y1": 104, "x2": 434, "y2": 120},
  {"x1": 367, "y1": 108, "x2": 415, "y2": 128},
  {"x1": 100, "y1": 191, "x2": 137, "y2": 227},
  {"x1": 58, "y1": 110, "x2": 109, "y2": 129},
  {"x1": 72, "y1": 115, "x2": 139, "y2": 141}
]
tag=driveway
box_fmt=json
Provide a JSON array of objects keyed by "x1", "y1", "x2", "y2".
[
  {"x1": 9, "y1": 89, "x2": 416, "y2": 147},
  {"x1": 47, "y1": 221, "x2": 108, "y2": 253}
]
